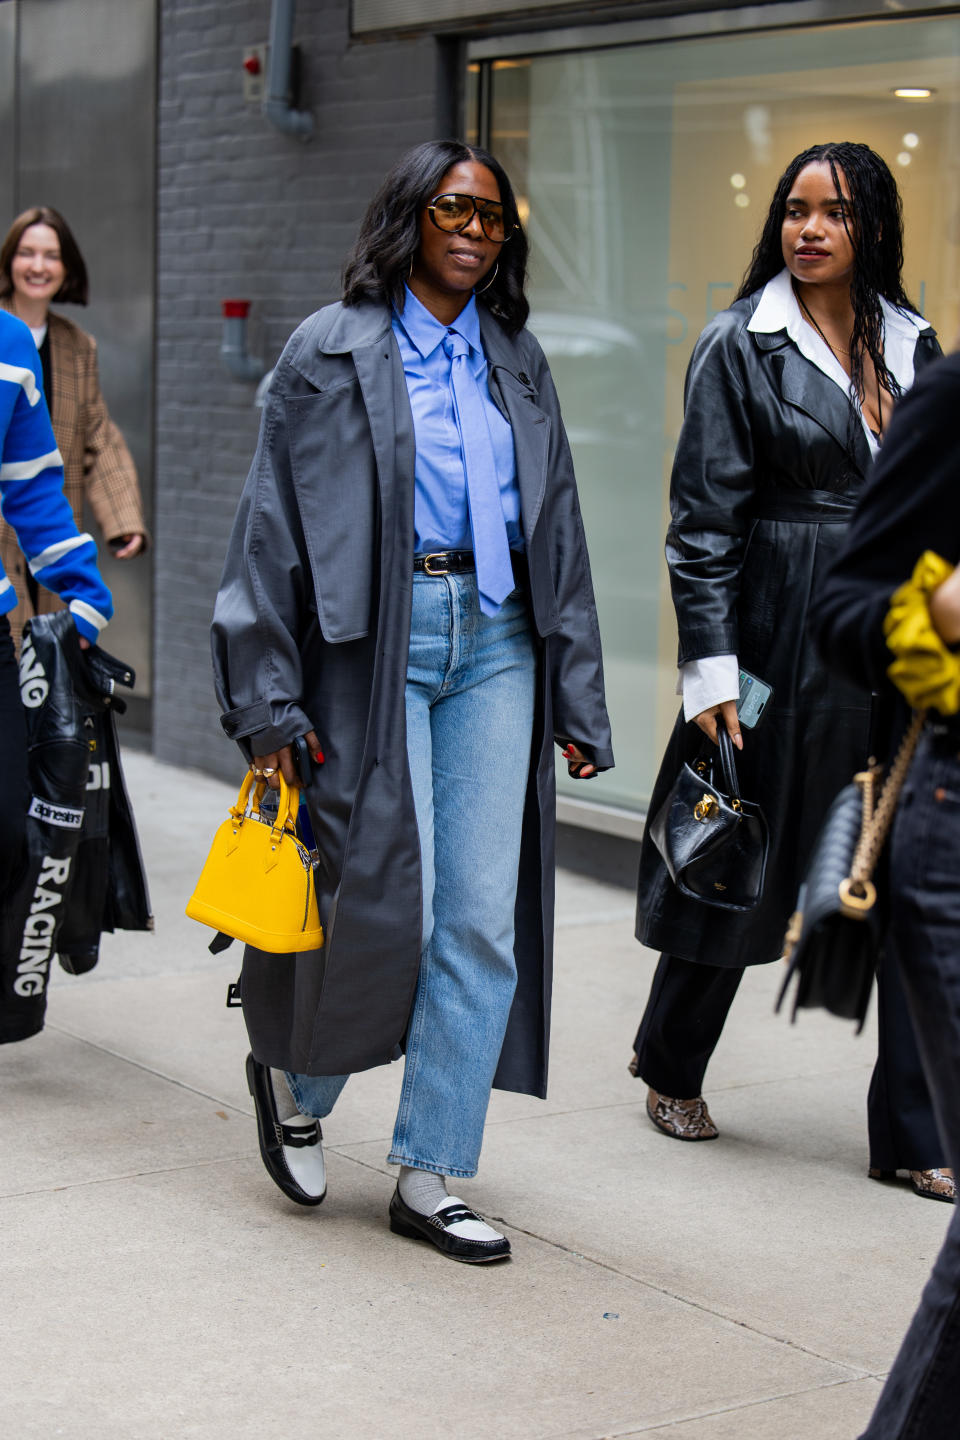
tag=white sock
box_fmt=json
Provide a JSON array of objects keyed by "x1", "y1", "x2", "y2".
[
  {"x1": 398, "y1": 1165, "x2": 448, "y2": 1214},
  {"x1": 271, "y1": 1068, "x2": 302, "y2": 1122}
]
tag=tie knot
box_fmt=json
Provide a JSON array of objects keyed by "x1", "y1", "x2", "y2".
[{"x1": 443, "y1": 329, "x2": 470, "y2": 361}]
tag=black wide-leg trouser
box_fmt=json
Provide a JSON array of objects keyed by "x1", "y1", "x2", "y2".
[
  {"x1": 631, "y1": 953, "x2": 743, "y2": 1100},
  {"x1": 633, "y1": 946, "x2": 943, "y2": 1171}
]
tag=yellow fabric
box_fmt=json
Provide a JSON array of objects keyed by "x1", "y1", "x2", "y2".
[{"x1": 884, "y1": 551, "x2": 960, "y2": 715}]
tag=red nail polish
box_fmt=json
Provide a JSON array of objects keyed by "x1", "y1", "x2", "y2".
[
  {"x1": 562, "y1": 745, "x2": 574, "y2": 758},
  {"x1": 313, "y1": 748, "x2": 325, "y2": 764}
]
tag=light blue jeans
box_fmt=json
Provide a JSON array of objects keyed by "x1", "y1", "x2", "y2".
[{"x1": 286, "y1": 572, "x2": 536, "y2": 1178}]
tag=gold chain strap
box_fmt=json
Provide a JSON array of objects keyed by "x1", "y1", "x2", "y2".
[{"x1": 839, "y1": 710, "x2": 925, "y2": 914}]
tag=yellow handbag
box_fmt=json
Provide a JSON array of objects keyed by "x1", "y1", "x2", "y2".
[{"x1": 186, "y1": 770, "x2": 324, "y2": 953}]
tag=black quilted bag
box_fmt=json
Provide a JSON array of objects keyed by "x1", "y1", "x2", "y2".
[
  {"x1": 649, "y1": 727, "x2": 769, "y2": 912},
  {"x1": 777, "y1": 711, "x2": 924, "y2": 1031}
]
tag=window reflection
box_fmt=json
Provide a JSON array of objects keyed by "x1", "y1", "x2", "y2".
[{"x1": 487, "y1": 19, "x2": 960, "y2": 813}]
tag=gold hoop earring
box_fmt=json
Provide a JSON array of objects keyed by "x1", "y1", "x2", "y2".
[{"x1": 474, "y1": 261, "x2": 498, "y2": 295}]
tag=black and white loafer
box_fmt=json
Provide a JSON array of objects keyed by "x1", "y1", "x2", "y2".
[
  {"x1": 388, "y1": 1187, "x2": 511, "y2": 1263},
  {"x1": 245, "y1": 1053, "x2": 326, "y2": 1206}
]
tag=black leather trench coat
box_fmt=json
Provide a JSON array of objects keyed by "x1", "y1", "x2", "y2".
[
  {"x1": 211, "y1": 300, "x2": 612, "y2": 1095},
  {"x1": 636, "y1": 291, "x2": 939, "y2": 968}
]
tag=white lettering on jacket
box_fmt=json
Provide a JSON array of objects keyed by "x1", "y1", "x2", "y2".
[
  {"x1": 87, "y1": 762, "x2": 110, "y2": 791},
  {"x1": 18, "y1": 632, "x2": 49, "y2": 708},
  {"x1": 28, "y1": 796, "x2": 85, "y2": 829},
  {"x1": 14, "y1": 856, "x2": 72, "y2": 997}
]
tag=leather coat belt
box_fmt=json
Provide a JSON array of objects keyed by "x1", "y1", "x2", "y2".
[{"x1": 751, "y1": 488, "x2": 857, "y2": 524}]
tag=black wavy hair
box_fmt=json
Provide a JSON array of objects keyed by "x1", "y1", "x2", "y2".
[
  {"x1": 342, "y1": 139, "x2": 529, "y2": 334},
  {"x1": 737, "y1": 142, "x2": 918, "y2": 413}
]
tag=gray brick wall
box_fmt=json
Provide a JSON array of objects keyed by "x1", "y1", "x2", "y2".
[{"x1": 155, "y1": 0, "x2": 453, "y2": 776}]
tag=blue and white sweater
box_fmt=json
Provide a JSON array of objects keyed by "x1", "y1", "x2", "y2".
[{"x1": 0, "y1": 309, "x2": 111, "y2": 643}]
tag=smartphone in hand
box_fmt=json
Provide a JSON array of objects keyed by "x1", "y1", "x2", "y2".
[
  {"x1": 291, "y1": 735, "x2": 315, "y2": 785},
  {"x1": 737, "y1": 668, "x2": 774, "y2": 729}
]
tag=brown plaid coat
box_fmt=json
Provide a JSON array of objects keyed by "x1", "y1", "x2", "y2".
[{"x1": 0, "y1": 309, "x2": 147, "y2": 645}]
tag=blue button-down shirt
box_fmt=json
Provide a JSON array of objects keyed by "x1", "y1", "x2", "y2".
[{"x1": 391, "y1": 287, "x2": 522, "y2": 554}]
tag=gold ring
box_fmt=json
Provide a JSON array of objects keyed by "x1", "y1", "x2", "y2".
[
  {"x1": 262, "y1": 767, "x2": 276, "y2": 777},
  {"x1": 251, "y1": 766, "x2": 264, "y2": 777}
]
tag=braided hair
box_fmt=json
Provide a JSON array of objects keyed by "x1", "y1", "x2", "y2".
[
  {"x1": 342, "y1": 140, "x2": 529, "y2": 335},
  {"x1": 737, "y1": 142, "x2": 918, "y2": 415}
]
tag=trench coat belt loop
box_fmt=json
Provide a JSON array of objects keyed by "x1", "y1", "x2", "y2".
[{"x1": 750, "y1": 489, "x2": 857, "y2": 524}]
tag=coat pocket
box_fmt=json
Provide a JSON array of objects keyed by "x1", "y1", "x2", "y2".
[{"x1": 286, "y1": 387, "x2": 376, "y2": 643}]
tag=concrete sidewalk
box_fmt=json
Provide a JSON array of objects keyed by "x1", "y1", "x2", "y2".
[{"x1": 1, "y1": 751, "x2": 948, "y2": 1440}]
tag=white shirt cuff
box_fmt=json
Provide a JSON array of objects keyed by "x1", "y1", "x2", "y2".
[{"x1": 677, "y1": 654, "x2": 740, "y2": 722}]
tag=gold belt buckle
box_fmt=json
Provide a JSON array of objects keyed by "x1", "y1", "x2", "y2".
[{"x1": 422, "y1": 553, "x2": 450, "y2": 576}]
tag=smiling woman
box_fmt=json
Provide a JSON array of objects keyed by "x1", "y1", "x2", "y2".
[
  {"x1": 10, "y1": 223, "x2": 68, "y2": 306},
  {"x1": 412, "y1": 165, "x2": 509, "y2": 312},
  {"x1": 211, "y1": 139, "x2": 613, "y2": 1265},
  {"x1": 0, "y1": 206, "x2": 148, "y2": 648}
]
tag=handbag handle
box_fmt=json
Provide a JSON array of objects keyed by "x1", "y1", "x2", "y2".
[
  {"x1": 716, "y1": 726, "x2": 742, "y2": 803},
  {"x1": 231, "y1": 768, "x2": 263, "y2": 819},
  {"x1": 230, "y1": 769, "x2": 301, "y2": 837},
  {"x1": 269, "y1": 775, "x2": 300, "y2": 840}
]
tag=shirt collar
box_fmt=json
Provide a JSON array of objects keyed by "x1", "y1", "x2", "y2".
[
  {"x1": 748, "y1": 266, "x2": 811, "y2": 343},
  {"x1": 747, "y1": 265, "x2": 926, "y2": 350},
  {"x1": 747, "y1": 265, "x2": 927, "y2": 454},
  {"x1": 394, "y1": 285, "x2": 482, "y2": 361}
]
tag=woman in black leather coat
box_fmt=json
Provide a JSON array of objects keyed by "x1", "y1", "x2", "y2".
[{"x1": 630, "y1": 143, "x2": 950, "y2": 1197}]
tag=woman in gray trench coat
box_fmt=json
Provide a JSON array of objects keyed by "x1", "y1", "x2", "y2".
[
  {"x1": 630, "y1": 143, "x2": 952, "y2": 1200},
  {"x1": 212, "y1": 140, "x2": 612, "y2": 1263}
]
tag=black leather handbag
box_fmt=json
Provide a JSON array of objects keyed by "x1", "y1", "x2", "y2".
[
  {"x1": 777, "y1": 710, "x2": 924, "y2": 1031},
  {"x1": 649, "y1": 727, "x2": 769, "y2": 912}
]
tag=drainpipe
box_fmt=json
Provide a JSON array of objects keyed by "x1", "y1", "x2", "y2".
[
  {"x1": 220, "y1": 300, "x2": 265, "y2": 383},
  {"x1": 264, "y1": 0, "x2": 313, "y2": 138}
]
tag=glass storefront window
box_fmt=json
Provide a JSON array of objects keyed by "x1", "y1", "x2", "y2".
[{"x1": 482, "y1": 17, "x2": 960, "y2": 814}]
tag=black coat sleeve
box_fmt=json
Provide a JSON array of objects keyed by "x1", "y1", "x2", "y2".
[
  {"x1": 666, "y1": 309, "x2": 757, "y2": 664},
  {"x1": 810, "y1": 350, "x2": 960, "y2": 690}
]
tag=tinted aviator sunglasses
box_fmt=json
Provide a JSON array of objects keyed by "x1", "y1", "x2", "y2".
[{"x1": 426, "y1": 193, "x2": 517, "y2": 244}]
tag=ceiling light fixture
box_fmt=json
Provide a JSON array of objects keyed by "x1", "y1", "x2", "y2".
[{"x1": 893, "y1": 87, "x2": 934, "y2": 99}]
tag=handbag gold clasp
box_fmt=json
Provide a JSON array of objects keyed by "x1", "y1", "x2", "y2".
[{"x1": 694, "y1": 794, "x2": 719, "y2": 823}]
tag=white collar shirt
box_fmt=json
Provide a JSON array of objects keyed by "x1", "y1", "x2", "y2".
[{"x1": 747, "y1": 266, "x2": 926, "y2": 457}]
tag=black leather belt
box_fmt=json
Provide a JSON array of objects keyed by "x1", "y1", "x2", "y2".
[
  {"x1": 413, "y1": 550, "x2": 475, "y2": 575},
  {"x1": 413, "y1": 550, "x2": 527, "y2": 581}
]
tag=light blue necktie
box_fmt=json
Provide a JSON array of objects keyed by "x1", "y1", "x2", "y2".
[{"x1": 443, "y1": 329, "x2": 514, "y2": 617}]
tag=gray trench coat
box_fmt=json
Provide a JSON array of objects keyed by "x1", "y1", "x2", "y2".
[{"x1": 211, "y1": 299, "x2": 613, "y2": 1098}]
